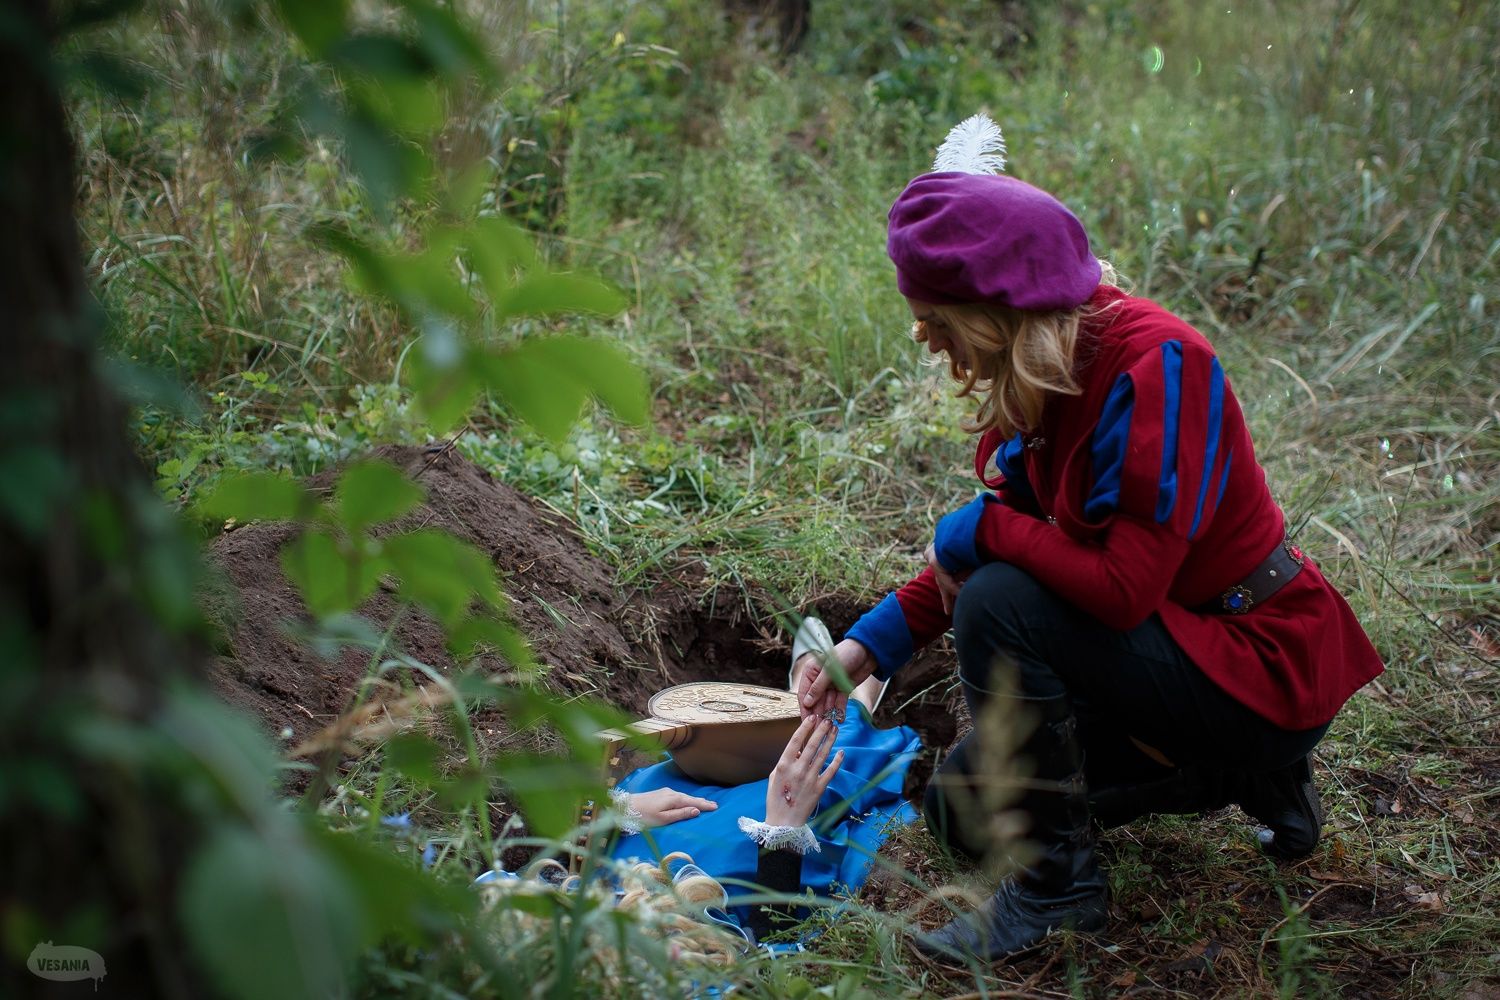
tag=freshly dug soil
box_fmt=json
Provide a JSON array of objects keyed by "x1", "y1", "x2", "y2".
[{"x1": 205, "y1": 445, "x2": 962, "y2": 799}]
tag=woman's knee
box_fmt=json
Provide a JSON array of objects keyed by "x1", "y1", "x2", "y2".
[
  {"x1": 952, "y1": 562, "x2": 1054, "y2": 689},
  {"x1": 952, "y1": 563, "x2": 1047, "y2": 640}
]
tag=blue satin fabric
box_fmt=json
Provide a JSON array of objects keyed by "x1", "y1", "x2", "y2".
[{"x1": 611, "y1": 706, "x2": 922, "y2": 927}]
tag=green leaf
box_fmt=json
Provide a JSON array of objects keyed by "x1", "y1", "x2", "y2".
[
  {"x1": 6, "y1": 758, "x2": 86, "y2": 820},
  {"x1": 180, "y1": 824, "x2": 362, "y2": 1000},
  {"x1": 153, "y1": 688, "x2": 287, "y2": 815},
  {"x1": 478, "y1": 346, "x2": 589, "y2": 443},
  {"x1": 492, "y1": 688, "x2": 629, "y2": 760},
  {"x1": 442, "y1": 164, "x2": 494, "y2": 219},
  {"x1": 479, "y1": 337, "x2": 648, "y2": 441},
  {"x1": 0, "y1": 446, "x2": 71, "y2": 538},
  {"x1": 279, "y1": 613, "x2": 385, "y2": 659},
  {"x1": 335, "y1": 460, "x2": 424, "y2": 534},
  {"x1": 528, "y1": 335, "x2": 649, "y2": 426},
  {"x1": 275, "y1": 0, "x2": 348, "y2": 56},
  {"x1": 66, "y1": 50, "x2": 148, "y2": 101},
  {"x1": 348, "y1": 73, "x2": 445, "y2": 136},
  {"x1": 433, "y1": 765, "x2": 489, "y2": 808},
  {"x1": 492, "y1": 753, "x2": 605, "y2": 840},
  {"x1": 496, "y1": 272, "x2": 626, "y2": 320},
  {"x1": 382, "y1": 528, "x2": 499, "y2": 626},
  {"x1": 338, "y1": 106, "x2": 431, "y2": 210},
  {"x1": 466, "y1": 217, "x2": 537, "y2": 302},
  {"x1": 406, "y1": 231, "x2": 476, "y2": 318},
  {"x1": 326, "y1": 30, "x2": 426, "y2": 78},
  {"x1": 280, "y1": 530, "x2": 384, "y2": 617},
  {"x1": 448, "y1": 615, "x2": 536, "y2": 674},
  {"x1": 197, "y1": 472, "x2": 313, "y2": 523},
  {"x1": 383, "y1": 733, "x2": 442, "y2": 784},
  {"x1": 404, "y1": 0, "x2": 495, "y2": 82},
  {"x1": 407, "y1": 340, "x2": 482, "y2": 431},
  {"x1": 309, "y1": 222, "x2": 396, "y2": 298},
  {"x1": 312, "y1": 825, "x2": 470, "y2": 939}
]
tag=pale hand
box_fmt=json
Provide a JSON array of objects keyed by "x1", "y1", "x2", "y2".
[
  {"x1": 629, "y1": 788, "x2": 718, "y2": 827},
  {"x1": 764, "y1": 715, "x2": 844, "y2": 827},
  {"x1": 796, "y1": 638, "x2": 875, "y2": 721},
  {"x1": 925, "y1": 542, "x2": 967, "y2": 615}
]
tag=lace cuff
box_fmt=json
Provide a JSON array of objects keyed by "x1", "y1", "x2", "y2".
[
  {"x1": 737, "y1": 817, "x2": 820, "y2": 855},
  {"x1": 609, "y1": 788, "x2": 643, "y2": 835}
]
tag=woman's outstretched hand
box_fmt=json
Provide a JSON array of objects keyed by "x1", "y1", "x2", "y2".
[
  {"x1": 629, "y1": 788, "x2": 719, "y2": 827},
  {"x1": 764, "y1": 715, "x2": 844, "y2": 827},
  {"x1": 796, "y1": 638, "x2": 875, "y2": 721}
]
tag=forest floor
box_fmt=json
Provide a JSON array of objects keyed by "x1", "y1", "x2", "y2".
[{"x1": 207, "y1": 446, "x2": 1500, "y2": 999}]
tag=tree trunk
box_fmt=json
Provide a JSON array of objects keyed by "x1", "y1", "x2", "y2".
[{"x1": 1, "y1": 2, "x2": 203, "y2": 995}]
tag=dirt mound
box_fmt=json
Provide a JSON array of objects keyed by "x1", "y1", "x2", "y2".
[{"x1": 205, "y1": 445, "x2": 962, "y2": 792}]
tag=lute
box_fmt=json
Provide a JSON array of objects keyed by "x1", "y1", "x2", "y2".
[{"x1": 597, "y1": 681, "x2": 803, "y2": 786}]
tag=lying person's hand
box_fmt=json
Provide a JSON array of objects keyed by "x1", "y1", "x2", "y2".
[
  {"x1": 764, "y1": 715, "x2": 844, "y2": 828},
  {"x1": 629, "y1": 788, "x2": 718, "y2": 827},
  {"x1": 797, "y1": 638, "x2": 874, "y2": 721}
]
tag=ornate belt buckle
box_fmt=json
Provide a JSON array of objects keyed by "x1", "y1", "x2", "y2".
[
  {"x1": 1221, "y1": 585, "x2": 1255, "y2": 614},
  {"x1": 1283, "y1": 537, "x2": 1305, "y2": 566}
]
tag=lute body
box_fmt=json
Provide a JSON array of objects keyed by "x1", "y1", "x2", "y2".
[{"x1": 597, "y1": 681, "x2": 802, "y2": 786}]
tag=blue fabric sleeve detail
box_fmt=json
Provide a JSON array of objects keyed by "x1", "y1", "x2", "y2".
[
  {"x1": 1215, "y1": 445, "x2": 1235, "y2": 509},
  {"x1": 845, "y1": 594, "x2": 915, "y2": 681},
  {"x1": 993, "y1": 433, "x2": 1033, "y2": 500},
  {"x1": 933, "y1": 494, "x2": 990, "y2": 571},
  {"x1": 1085, "y1": 373, "x2": 1134, "y2": 521},
  {"x1": 1155, "y1": 341, "x2": 1184, "y2": 523},
  {"x1": 1188, "y1": 358, "x2": 1226, "y2": 539}
]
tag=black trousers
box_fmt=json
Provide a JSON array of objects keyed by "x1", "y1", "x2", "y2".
[{"x1": 948, "y1": 562, "x2": 1328, "y2": 794}]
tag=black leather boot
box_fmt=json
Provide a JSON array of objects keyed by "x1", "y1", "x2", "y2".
[
  {"x1": 915, "y1": 696, "x2": 1108, "y2": 961},
  {"x1": 922, "y1": 734, "x2": 987, "y2": 862},
  {"x1": 1086, "y1": 757, "x2": 1322, "y2": 859},
  {"x1": 1236, "y1": 754, "x2": 1323, "y2": 859},
  {"x1": 1087, "y1": 768, "x2": 1230, "y2": 829}
]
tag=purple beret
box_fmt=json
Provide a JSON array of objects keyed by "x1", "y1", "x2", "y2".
[{"x1": 887, "y1": 172, "x2": 1101, "y2": 312}]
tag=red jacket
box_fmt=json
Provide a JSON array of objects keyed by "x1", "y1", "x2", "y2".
[{"x1": 849, "y1": 287, "x2": 1383, "y2": 730}]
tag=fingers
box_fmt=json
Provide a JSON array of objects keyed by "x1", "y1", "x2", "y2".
[
  {"x1": 801, "y1": 663, "x2": 832, "y2": 712},
  {"x1": 778, "y1": 714, "x2": 818, "y2": 765},
  {"x1": 671, "y1": 792, "x2": 717, "y2": 812},
  {"x1": 807, "y1": 717, "x2": 837, "y2": 761},
  {"x1": 658, "y1": 804, "x2": 705, "y2": 824},
  {"x1": 927, "y1": 543, "x2": 965, "y2": 615},
  {"x1": 779, "y1": 718, "x2": 837, "y2": 778},
  {"x1": 826, "y1": 689, "x2": 850, "y2": 724},
  {"x1": 817, "y1": 749, "x2": 845, "y2": 790},
  {"x1": 792, "y1": 651, "x2": 818, "y2": 693},
  {"x1": 783, "y1": 716, "x2": 828, "y2": 769},
  {"x1": 780, "y1": 716, "x2": 816, "y2": 761},
  {"x1": 934, "y1": 566, "x2": 959, "y2": 615}
]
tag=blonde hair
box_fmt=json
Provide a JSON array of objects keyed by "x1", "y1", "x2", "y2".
[
  {"x1": 479, "y1": 852, "x2": 744, "y2": 969},
  {"x1": 914, "y1": 261, "x2": 1122, "y2": 438}
]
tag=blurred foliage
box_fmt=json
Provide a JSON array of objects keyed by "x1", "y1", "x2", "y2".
[{"x1": 18, "y1": 1, "x2": 661, "y2": 998}]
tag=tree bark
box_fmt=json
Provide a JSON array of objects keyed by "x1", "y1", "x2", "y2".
[{"x1": 1, "y1": 2, "x2": 203, "y2": 995}]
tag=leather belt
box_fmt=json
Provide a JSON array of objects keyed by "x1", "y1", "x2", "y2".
[{"x1": 1194, "y1": 537, "x2": 1306, "y2": 615}]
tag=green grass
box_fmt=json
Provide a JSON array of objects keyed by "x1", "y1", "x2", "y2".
[{"x1": 72, "y1": 0, "x2": 1499, "y2": 995}]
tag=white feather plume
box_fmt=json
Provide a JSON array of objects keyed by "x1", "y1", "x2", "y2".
[{"x1": 932, "y1": 113, "x2": 1007, "y2": 175}]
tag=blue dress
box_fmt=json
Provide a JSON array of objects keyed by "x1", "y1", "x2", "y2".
[{"x1": 611, "y1": 705, "x2": 922, "y2": 928}]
